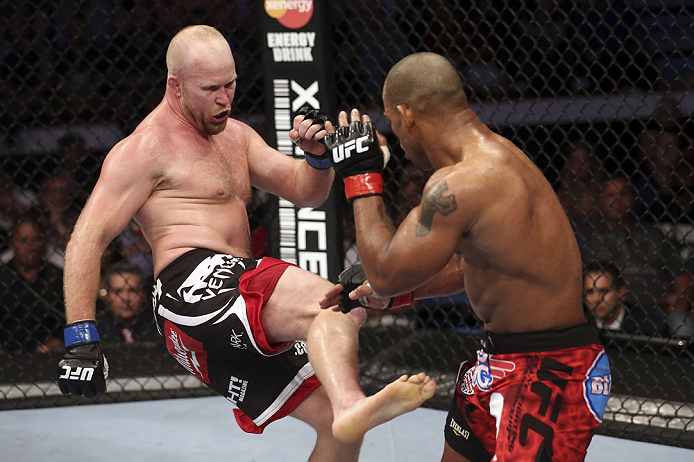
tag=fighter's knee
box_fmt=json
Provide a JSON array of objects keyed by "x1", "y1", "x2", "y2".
[{"x1": 347, "y1": 307, "x2": 367, "y2": 327}]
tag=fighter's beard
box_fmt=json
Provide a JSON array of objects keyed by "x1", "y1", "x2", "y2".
[
  {"x1": 181, "y1": 99, "x2": 227, "y2": 136},
  {"x1": 202, "y1": 118, "x2": 227, "y2": 135}
]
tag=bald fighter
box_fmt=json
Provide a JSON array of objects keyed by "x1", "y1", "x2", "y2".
[
  {"x1": 57, "y1": 26, "x2": 435, "y2": 461},
  {"x1": 323, "y1": 52, "x2": 611, "y2": 461}
]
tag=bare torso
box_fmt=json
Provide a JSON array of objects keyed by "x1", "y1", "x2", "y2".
[
  {"x1": 130, "y1": 103, "x2": 254, "y2": 277},
  {"x1": 449, "y1": 127, "x2": 584, "y2": 333}
]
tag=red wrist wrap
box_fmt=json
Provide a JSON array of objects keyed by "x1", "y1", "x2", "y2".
[
  {"x1": 389, "y1": 292, "x2": 413, "y2": 309},
  {"x1": 344, "y1": 173, "x2": 383, "y2": 200}
]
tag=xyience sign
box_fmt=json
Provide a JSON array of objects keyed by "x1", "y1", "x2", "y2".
[{"x1": 260, "y1": 0, "x2": 341, "y2": 280}]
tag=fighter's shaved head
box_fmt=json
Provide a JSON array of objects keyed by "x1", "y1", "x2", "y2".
[
  {"x1": 384, "y1": 52, "x2": 468, "y2": 115},
  {"x1": 166, "y1": 25, "x2": 231, "y2": 81}
]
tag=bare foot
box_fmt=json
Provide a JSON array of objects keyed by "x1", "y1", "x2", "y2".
[{"x1": 332, "y1": 373, "x2": 437, "y2": 443}]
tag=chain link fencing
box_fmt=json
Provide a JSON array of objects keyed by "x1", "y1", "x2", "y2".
[{"x1": 1, "y1": 0, "x2": 693, "y2": 449}]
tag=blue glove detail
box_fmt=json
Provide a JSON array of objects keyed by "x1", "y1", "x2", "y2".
[
  {"x1": 64, "y1": 321, "x2": 100, "y2": 347},
  {"x1": 305, "y1": 151, "x2": 332, "y2": 170}
]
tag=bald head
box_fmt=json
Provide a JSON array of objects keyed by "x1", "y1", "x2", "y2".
[
  {"x1": 166, "y1": 25, "x2": 232, "y2": 81},
  {"x1": 384, "y1": 52, "x2": 468, "y2": 115}
]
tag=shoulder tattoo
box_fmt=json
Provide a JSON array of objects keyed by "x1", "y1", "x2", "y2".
[{"x1": 416, "y1": 180, "x2": 457, "y2": 237}]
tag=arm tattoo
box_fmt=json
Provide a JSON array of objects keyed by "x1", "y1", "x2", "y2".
[
  {"x1": 377, "y1": 203, "x2": 397, "y2": 236},
  {"x1": 416, "y1": 180, "x2": 457, "y2": 237}
]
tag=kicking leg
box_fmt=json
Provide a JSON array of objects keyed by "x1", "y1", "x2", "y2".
[
  {"x1": 290, "y1": 386, "x2": 362, "y2": 462},
  {"x1": 263, "y1": 265, "x2": 436, "y2": 443}
]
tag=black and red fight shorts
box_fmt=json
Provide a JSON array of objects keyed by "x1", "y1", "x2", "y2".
[
  {"x1": 152, "y1": 249, "x2": 321, "y2": 434},
  {"x1": 445, "y1": 323, "x2": 611, "y2": 461}
]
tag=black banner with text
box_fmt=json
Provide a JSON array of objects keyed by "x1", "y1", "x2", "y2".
[{"x1": 259, "y1": 0, "x2": 342, "y2": 281}]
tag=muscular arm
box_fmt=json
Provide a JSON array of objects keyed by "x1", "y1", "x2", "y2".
[
  {"x1": 246, "y1": 124, "x2": 335, "y2": 208},
  {"x1": 353, "y1": 170, "x2": 473, "y2": 297},
  {"x1": 412, "y1": 254, "x2": 466, "y2": 299},
  {"x1": 63, "y1": 136, "x2": 159, "y2": 323}
]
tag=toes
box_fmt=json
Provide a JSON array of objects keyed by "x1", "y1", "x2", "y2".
[
  {"x1": 423, "y1": 380, "x2": 437, "y2": 396},
  {"x1": 406, "y1": 372, "x2": 428, "y2": 384}
]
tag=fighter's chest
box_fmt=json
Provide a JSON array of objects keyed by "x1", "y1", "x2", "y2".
[{"x1": 162, "y1": 145, "x2": 251, "y2": 203}]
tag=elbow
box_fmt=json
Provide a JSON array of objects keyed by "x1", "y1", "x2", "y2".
[
  {"x1": 296, "y1": 168, "x2": 334, "y2": 208},
  {"x1": 367, "y1": 272, "x2": 405, "y2": 299},
  {"x1": 302, "y1": 194, "x2": 329, "y2": 209},
  {"x1": 294, "y1": 187, "x2": 331, "y2": 209}
]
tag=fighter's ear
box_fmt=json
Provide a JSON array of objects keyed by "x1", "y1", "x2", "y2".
[
  {"x1": 167, "y1": 75, "x2": 182, "y2": 97},
  {"x1": 396, "y1": 104, "x2": 414, "y2": 129}
]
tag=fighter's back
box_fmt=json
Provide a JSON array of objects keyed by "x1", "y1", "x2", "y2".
[{"x1": 449, "y1": 128, "x2": 584, "y2": 333}]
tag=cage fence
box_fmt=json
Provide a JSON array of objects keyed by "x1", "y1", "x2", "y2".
[{"x1": 1, "y1": 0, "x2": 693, "y2": 449}]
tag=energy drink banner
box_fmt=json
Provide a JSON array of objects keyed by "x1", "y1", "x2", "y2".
[{"x1": 259, "y1": 0, "x2": 342, "y2": 281}]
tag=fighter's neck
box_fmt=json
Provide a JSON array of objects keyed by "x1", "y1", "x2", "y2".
[
  {"x1": 162, "y1": 91, "x2": 211, "y2": 140},
  {"x1": 427, "y1": 110, "x2": 485, "y2": 169}
]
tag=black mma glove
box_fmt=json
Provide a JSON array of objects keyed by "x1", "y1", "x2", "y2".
[
  {"x1": 337, "y1": 264, "x2": 369, "y2": 313},
  {"x1": 337, "y1": 263, "x2": 413, "y2": 313},
  {"x1": 57, "y1": 321, "x2": 108, "y2": 398},
  {"x1": 324, "y1": 120, "x2": 387, "y2": 201},
  {"x1": 295, "y1": 105, "x2": 333, "y2": 170}
]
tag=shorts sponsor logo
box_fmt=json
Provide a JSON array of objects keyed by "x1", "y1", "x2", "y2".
[
  {"x1": 294, "y1": 340, "x2": 307, "y2": 356},
  {"x1": 471, "y1": 350, "x2": 516, "y2": 393},
  {"x1": 177, "y1": 255, "x2": 244, "y2": 303},
  {"x1": 489, "y1": 358, "x2": 516, "y2": 379},
  {"x1": 509, "y1": 356, "x2": 573, "y2": 456},
  {"x1": 461, "y1": 366, "x2": 475, "y2": 395},
  {"x1": 226, "y1": 375, "x2": 249, "y2": 405},
  {"x1": 583, "y1": 351, "x2": 611, "y2": 422},
  {"x1": 164, "y1": 321, "x2": 210, "y2": 384},
  {"x1": 473, "y1": 351, "x2": 494, "y2": 391},
  {"x1": 449, "y1": 418, "x2": 470, "y2": 439},
  {"x1": 230, "y1": 329, "x2": 248, "y2": 350}
]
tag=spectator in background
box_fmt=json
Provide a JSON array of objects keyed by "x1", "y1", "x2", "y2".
[
  {"x1": 39, "y1": 174, "x2": 80, "y2": 267},
  {"x1": 575, "y1": 175, "x2": 686, "y2": 315},
  {"x1": 0, "y1": 167, "x2": 39, "y2": 255},
  {"x1": 584, "y1": 261, "x2": 663, "y2": 336},
  {"x1": 53, "y1": 132, "x2": 94, "y2": 203},
  {"x1": 556, "y1": 141, "x2": 605, "y2": 225},
  {"x1": 631, "y1": 127, "x2": 694, "y2": 223},
  {"x1": 37, "y1": 133, "x2": 96, "y2": 267},
  {"x1": 98, "y1": 261, "x2": 158, "y2": 344},
  {"x1": 0, "y1": 212, "x2": 64, "y2": 354},
  {"x1": 115, "y1": 220, "x2": 153, "y2": 277},
  {"x1": 660, "y1": 273, "x2": 694, "y2": 339}
]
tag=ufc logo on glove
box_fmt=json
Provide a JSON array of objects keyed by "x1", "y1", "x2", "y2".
[
  {"x1": 325, "y1": 119, "x2": 390, "y2": 202},
  {"x1": 59, "y1": 365, "x2": 95, "y2": 381},
  {"x1": 331, "y1": 135, "x2": 370, "y2": 162},
  {"x1": 57, "y1": 321, "x2": 109, "y2": 398}
]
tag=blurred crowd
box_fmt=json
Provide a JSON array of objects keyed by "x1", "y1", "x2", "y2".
[{"x1": 1, "y1": 0, "x2": 694, "y2": 354}]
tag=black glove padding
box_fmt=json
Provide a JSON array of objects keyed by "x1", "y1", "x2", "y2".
[
  {"x1": 58, "y1": 342, "x2": 108, "y2": 398},
  {"x1": 295, "y1": 105, "x2": 332, "y2": 141},
  {"x1": 324, "y1": 120, "x2": 385, "y2": 178},
  {"x1": 337, "y1": 264, "x2": 368, "y2": 313}
]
